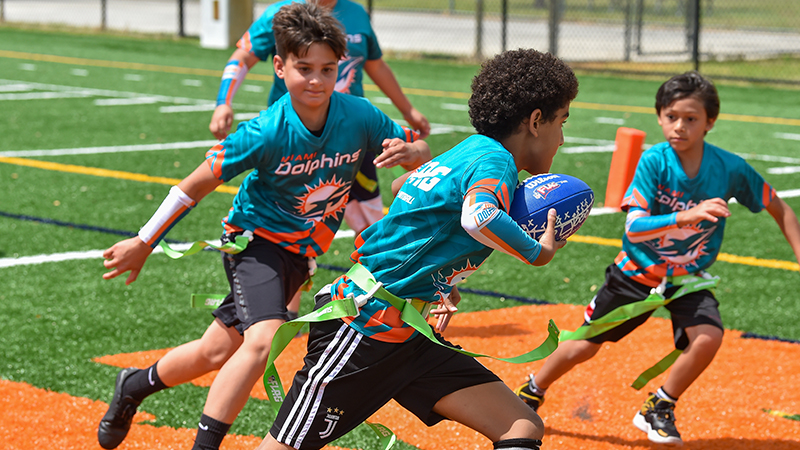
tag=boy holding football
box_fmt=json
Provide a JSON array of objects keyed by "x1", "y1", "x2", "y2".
[
  {"x1": 97, "y1": 3, "x2": 430, "y2": 449},
  {"x1": 515, "y1": 71, "x2": 800, "y2": 445},
  {"x1": 255, "y1": 48, "x2": 578, "y2": 450}
]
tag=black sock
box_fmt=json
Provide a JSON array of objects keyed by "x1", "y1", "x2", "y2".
[
  {"x1": 191, "y1": 414, "x2": 231, "y2": 450},
  {"x1": 125, "y1": 362, "x2": 168, "y2": 402},
  {"x1": 494, "y1": 438, "x2": 543, "y2": 450}
]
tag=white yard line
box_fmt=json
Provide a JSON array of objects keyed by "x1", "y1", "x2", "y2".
[
  {"x1": 0, "y1": 140, "x2": 220, "y2": 157},
  {"x1": 0, "y1": 230, "x2": 356, "y2": 269}
]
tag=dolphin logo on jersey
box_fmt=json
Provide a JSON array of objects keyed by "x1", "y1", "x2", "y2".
[
  {"x1": 335, "y1": 56, "x2": 363, "y2": 94},
  {"x1": 645, "y1": 225, "x2": 716, "y2": 269},
  {"x1": 431, "y1": 260, "x2": 481, "y2": 302},
  {"x1": 294, "y1": 176, "x2": 350, "y2": 223}
]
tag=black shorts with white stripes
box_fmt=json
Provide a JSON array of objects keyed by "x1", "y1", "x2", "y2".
[{"x1": 269, "y1": 292, "x2": 500, "y2": 449}]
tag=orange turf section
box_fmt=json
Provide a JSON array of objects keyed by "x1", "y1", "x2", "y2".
[{"x1": 6, "y1": 303, "x2": 800, "y2": 449}]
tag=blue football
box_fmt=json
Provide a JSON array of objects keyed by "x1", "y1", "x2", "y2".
[{"x1": 509, "y1": 173, "x2": 594, "y2": 241}]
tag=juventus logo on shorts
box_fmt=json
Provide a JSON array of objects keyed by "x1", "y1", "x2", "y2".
[{"x1": 319, "y1": 408, "x2": 343, "y2": 439}]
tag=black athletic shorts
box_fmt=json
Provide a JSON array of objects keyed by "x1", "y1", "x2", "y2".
[
  {"x1": 349, "y1": 150, "x2": 381, "y2": 202},
  {"x1": 269, "y1": 290, "x2": 501, "y2": 449},
  {"x1": 584, "y1": 264, "x2": 723, "y2": 350},
  {"x1": 212, "y1": 233, "x2": 310, "y2": 335}
]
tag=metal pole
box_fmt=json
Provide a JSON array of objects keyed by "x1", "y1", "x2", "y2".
[
  {"x1": 475, "y1": 0, "x2": 484, "y2": 60},
  {"x1": 692, "y1": 0, "x2": 700, "y2": 71},
  {"x1": 623, "y1": 0, "x2": 632, "y2": 61},
  {"x1": 635, "y1": 0, "x2": 643, "y2": 54},
  {"x1": 1, "y1": 0, "x2": 5, "y2": 23},
  {"x1": 368, "y1": 0, "x2": 373, "y2": 17},
  {"x1": 548, "y1": 0, "x2": 560, "y2": 56},
  {"x1": 101, "y1": 0, "x2": 107, "y2": 30},
  {"x1": 178, "y1": 0, "x2": 185, "y2": 37},
  {"x1": 501, "y1": 0, "x2": 508, "y2": 52}
]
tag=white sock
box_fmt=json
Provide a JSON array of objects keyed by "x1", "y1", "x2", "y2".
[
  {"x1": 528, "y1": 374, "x2": 547, "y2": 396},
  {"x1": 656, "y1": 387, "x2": 678, "y2": 403}
]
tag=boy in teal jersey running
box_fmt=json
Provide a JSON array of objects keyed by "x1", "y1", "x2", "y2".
[
  {"x1": 255, "y1": 49, "x2": 578, "y2": 450},
  {"x1": 97, "y1": 3, "x2": 430, "y2": 450},
  {"x1": 514, "y1": 71, "x2": 800, "y2": 445},
  {"x1": 210, "y1": 0, "x2": 432, "y2": 319}
]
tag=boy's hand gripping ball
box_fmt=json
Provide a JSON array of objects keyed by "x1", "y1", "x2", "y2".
[{"x1": 509, "y1": 173, "x2": 594, "y2": 241}]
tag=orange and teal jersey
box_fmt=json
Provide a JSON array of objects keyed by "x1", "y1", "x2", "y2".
[
  {"x1": 238, "y1": 0, "x2": 382, "y2": 106},
  {"x1": 617, "y1": 141, "x2": 774, "y2": 287},
  {"x1": 332, "y1": 134, "x2": 522, "y2": 342},
  {"x1": 204, "y1": 92, "x2": 416, "y2": 257}
]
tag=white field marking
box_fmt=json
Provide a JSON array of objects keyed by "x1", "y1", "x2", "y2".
[
  {"x1": 243, "y1": 84, "x2": 264, "y2": 93},
  {"x1": 234, "y1": 112, "x2": 260, "y2": 121},
  {"x1": 775, "y1": 132, "x2": 800, "y2": 141},
  {"x1": 0, "y1": 83, "x2": 33, "y2": 92},
  {"x1": 124, "y1": 74, "x2": 143, "y2": 81},
  {"x1": 19, "y1": 63, "x2": 36, "y2": 71},
  {"x1": 428, "y1": 123, "x2": 474, "y2": 135},
  {"x1": 182, "y1": 79, "x2": 203, "y2": 87},
  {"x1": 767, "y1": 167, "x2": 800, "y2": 175},
  {"x1": 589, "y1": 206, "x2": 621, "y2": 215},
  {"x1": 594, "y1": 117, "x2": 625, "y2": 125},
  {"x1": 0, "y1": 229, "x2": 356, "y2": 269},
  {"x1": 160, "y1": 103, "x2": 217, "y2": 113},
  {"x1": 736, "y1": 152, "x2": 800, "y2": 164},
  {"x1": 94, "y1": 96, "x2": 162, "y2": 106},
  {"x1": 0, "y1": 78, "x2": 264, "y2": 110},
  {"x1": 0, "y1": 90, "x2": 97, "y2": 100},
  {"x1": 728, "y1": 189, "x2": 800, "y2": 204},
  {"x1": 0, "y1": 140, "x2": 219, "y2": 157},
  {"x1": 71, "y1": 68, "x2": 89, "y2": 77},
  {"x1": 441, "y1": 102, "x2": 468, "y2": 111},
  {"x1": 370, "y1": 96, "x2": 392, "y2": 104},
  {"x1": 560, "y1": 144, "x2": 617, "y2": 154}
]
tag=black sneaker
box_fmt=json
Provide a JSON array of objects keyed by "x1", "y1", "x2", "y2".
[
  {"x1": 633, "y1": 392, "x2": 683, "y2": 446},
  {"x1": 98, "y1": 368, "x2": 142, "y2": 449},
  {"x1": 513, "y1": 377, "x2": 545, "y2": 412}
]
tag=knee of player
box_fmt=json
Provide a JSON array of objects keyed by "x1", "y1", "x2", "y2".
[
  {"x1": 201, "y1": 345, "x2": 237, "y2": 369},
  {"x1": 504, "y1": 412, "x2": 545, "y2": 441},
  {"x1": 692, "y1": 326, "x2": 724, "y2": 350}
]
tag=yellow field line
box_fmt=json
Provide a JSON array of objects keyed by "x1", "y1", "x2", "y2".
[
  {"x1": 2, "y1": 155, "x2": 798, "y2": 272},
  {"x1": 0, "y1": 156, "x2": 239, "y2": 195},
  {"x1": 4, "y1": 49, "x2": 800, "y2": 126}
]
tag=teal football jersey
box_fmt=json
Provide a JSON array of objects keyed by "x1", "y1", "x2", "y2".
[
  {"x1": 205, "y1": 92, "x2": 415, "y2": 257},
  {"x1": 332, "y1": 134, "x2": 519, "y2": 342},
  {"x1": 617, "y1": 141, "x2": 774, "y2": 286}
]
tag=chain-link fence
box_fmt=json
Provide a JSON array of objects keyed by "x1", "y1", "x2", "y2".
[{"x1": 2, "y1": 0, "x2": 798, "y2": 83}]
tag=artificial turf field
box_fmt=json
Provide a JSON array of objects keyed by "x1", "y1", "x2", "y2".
[{"x1": 1, "y1": 26, "x2": 799, "y2": 449}]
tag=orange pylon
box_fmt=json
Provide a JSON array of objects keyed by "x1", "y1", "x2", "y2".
[{"x1": 604, "y1": 127, "x2": 646, "y2": 211}]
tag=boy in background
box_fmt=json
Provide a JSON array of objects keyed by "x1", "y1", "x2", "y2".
[
  {"x1": 256, "y1": 48, "x2": 579, "y2": 450},
  {"x1": 97, "y1": 3, "x2": 430, "y2": 450},
  {"x1": 515, "y1": 71, "x2": 800, "y2": 445}
]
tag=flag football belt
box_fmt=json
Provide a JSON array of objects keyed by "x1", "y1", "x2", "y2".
[
  {"x1": 260, "y1": 263, "x2": 562, "y2": 450},
  {"x1": 158, "y1": 230, "x2": 253, "y2": 258},
  {"x1": 559, "y1": 272, "x2": 720, "y2": 390}
]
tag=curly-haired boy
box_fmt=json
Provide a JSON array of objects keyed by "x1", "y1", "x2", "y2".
[{"x1": 255, "y1": 48, "x2": 578, "y2": 450}]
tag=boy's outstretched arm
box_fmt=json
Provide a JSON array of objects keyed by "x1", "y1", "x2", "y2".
[
  {"x1": 766, "y1": 195, "x2": 800, "y2": 263},
  {"x1": 209, "y1": 48, "x2": 261, "y2": 140},
  {"x1": 461, "y1": 188, "x2": 565, "y2": 267},
  {"x1": 364, "y1": 58, "x2": 431, "y2": 139},
  {"x1": 102, "y1": 161, "x2": 223, "y2": 285},
  {"x1": 625, "y1": 198, "x2": 730, "y2": 243},
  {"x1": 375, "y1": 138, "x2": 431, "y2": 171}
]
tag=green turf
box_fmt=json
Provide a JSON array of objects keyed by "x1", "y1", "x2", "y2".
[{"x1": 2, "y1": 25, "x2": 800, "y2": 450}]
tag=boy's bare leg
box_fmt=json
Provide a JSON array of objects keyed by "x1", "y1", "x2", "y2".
[
  {"x1": 201, "y1": 318, "x2": 284, "y2": 422},
  {"x1": 662, "y1": 323, "x2": 723, "y2": 397},
  {"x1": 433, "y1": 381, "x2": 544, "y2": 442},
  {"x1": 157, "y1": 318, "x2": 243, "y2": 387},
  {"x1": 532, "y1": 339, "x2": 602, "y2": 388},
  {"x1": 287, "y1": 290, "x2": 301, "y2": 316}
]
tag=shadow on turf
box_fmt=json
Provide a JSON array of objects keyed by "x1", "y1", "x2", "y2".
[{"x1": 546, "y1": 427, "x2": 800, "y2": 449}]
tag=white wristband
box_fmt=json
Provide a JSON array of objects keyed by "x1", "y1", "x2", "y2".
[{"x1": 138, "y1": 186, "x2": 197, "y2": 248}]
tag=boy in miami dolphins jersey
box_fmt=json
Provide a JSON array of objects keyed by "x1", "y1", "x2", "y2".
[
  {"x1": 210, "y1": 0, "x2": 430, "y2": 235},
  {"x1": 97, "y1": 4, "x2": 430, "y2": 450},
  {"x1": 256, "y1": 49, "x2": 578, "y2": 450},
  {"x1": 515, "y1": 71, "x2": 800, "y2": 446}
]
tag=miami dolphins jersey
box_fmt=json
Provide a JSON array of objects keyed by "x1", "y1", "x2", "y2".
[
  {"x1": 204, "y1": 92, "x2": 416, "y2": 257},
  {"x1": 617, "y1": 141, "x2": 774, "y2": 286},
  {"x1": 331, "y1": 134, "x2": 519, "y2": 342},
  {"x1": 237, "y1": 0, "x2": 382, "y2": 106}
]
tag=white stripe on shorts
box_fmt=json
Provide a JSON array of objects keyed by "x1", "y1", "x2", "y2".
[{"x1": 277, "y1": 322, "x2": 363, "y2": 448}]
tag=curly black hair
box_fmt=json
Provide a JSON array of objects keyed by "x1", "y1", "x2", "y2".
[
  {"x1": 655, "y1": 71, "x2": 719, "y2": 120},
  {"x1": 469, "y1": 49, "x2": 578, "y2": 141}
]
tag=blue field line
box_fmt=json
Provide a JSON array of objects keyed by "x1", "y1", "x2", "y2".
[{"x1": 4, "y1": 209, "x2": 797, "y2": 345}]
